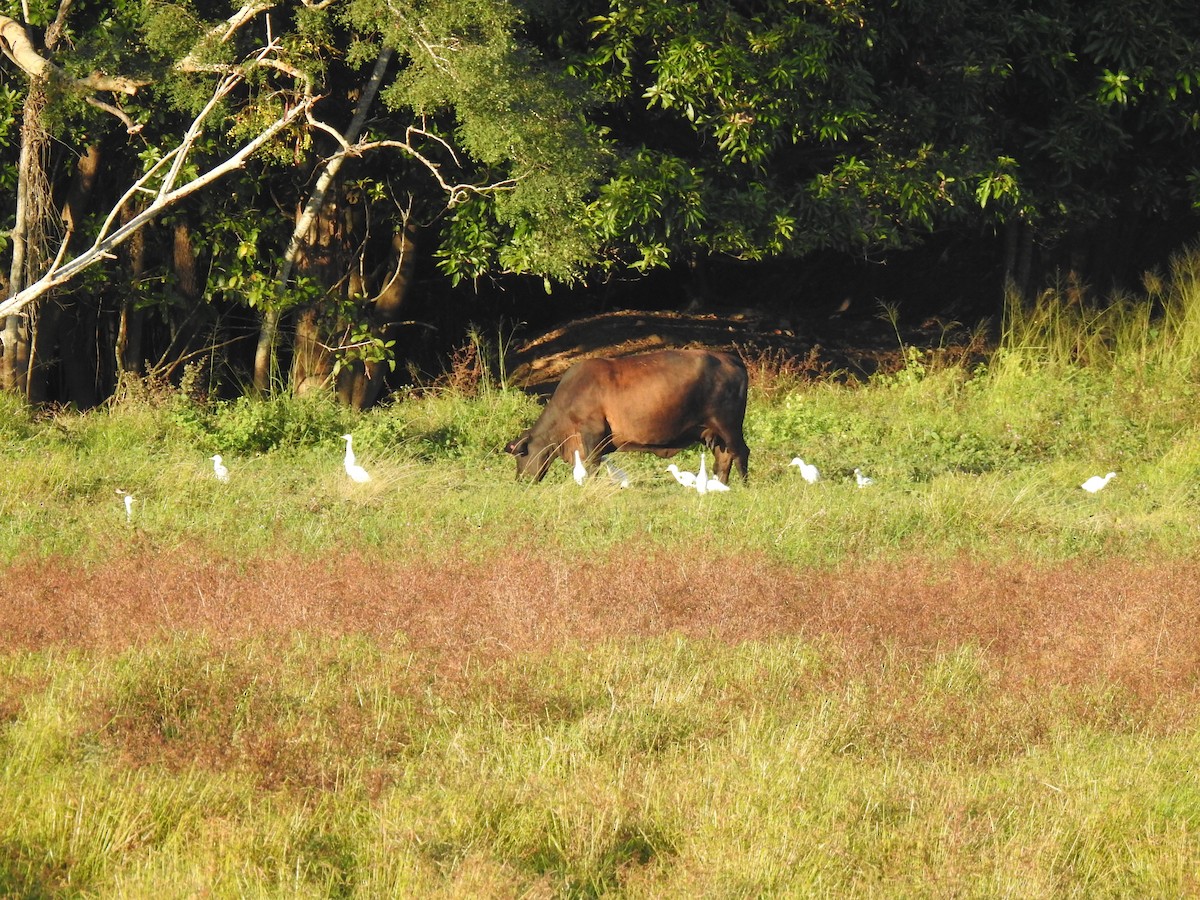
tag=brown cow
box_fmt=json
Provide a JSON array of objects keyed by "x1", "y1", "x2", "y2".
[{"x1": 504, "y1": 349, "x2": 750, "y2": 483}]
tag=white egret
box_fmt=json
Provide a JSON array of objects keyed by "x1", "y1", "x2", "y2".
[
  {"x1": 696, "y1": 452, "x2": 709, "y2": 495},
  {"x1": 601, "y1": 456, "x2": 631, "y2": 488},
  {"x1": 1081, "y1": 472, "x2": 1116, "y2": 493},
  {"x1": 666, "y1": 464, "x2": 697, "y2": 488},
  {"x1": 210, "y1": 454, "x2": 230, "y2": 483},
  {"x1": 113, "y1": 490, "x2": 136, "y2": 523},
  {"x1": 789, "y1": 457, "x2": 820, "y2": 483},
  {"x1": 854, "y1": 468, "x2": 874, "y2": 488},
  {"x1": 573, "y1": 450, "x2": 588, "y2": 486},
  {"x1": 692, "y1": 451, "x2": 730, "y2": 494},
  {"x1": 341, "y1": 434, "x2": 371, "y2": 483}
]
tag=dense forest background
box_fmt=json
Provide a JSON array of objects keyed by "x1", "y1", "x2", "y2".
[{"x1": 1, "y1": 0, "x2": 1198, "y2": 407}]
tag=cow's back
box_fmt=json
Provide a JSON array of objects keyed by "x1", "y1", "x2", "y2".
[{"x1": 597, "y1": 350, "x2": 747, "y2": 446}]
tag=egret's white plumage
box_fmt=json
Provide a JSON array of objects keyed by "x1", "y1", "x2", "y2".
[
  {"x1": 854, "y1": 468, "x2": 874, "y2": 488},
  {"x1": 704, "y1": 476, "x2": 731, "y2": 493},
  {"x1": 341, "y1": 434, "x2": 371, "y2": 483},
  {"x1": 210, "y1": 454, "x2": 230, "y2": 483},
  {"x1": 691, "y1": 451, "x2": 730, "y2": 493},
  {"x1": 573, "y1": 450, "x2": 587, "y2": 486},
  {"x1": 666, "y1": 464, "x2": 697, "y2": 488},
  {"x1": 696, "y1": 452, "x2": 709, "y2": 495},
  {"x1": 1081, "y1": 472, "x2": 1116, "y2": 493},
  {"x1": 789, "y1": 457, "x2": 820, "y2": 483}
]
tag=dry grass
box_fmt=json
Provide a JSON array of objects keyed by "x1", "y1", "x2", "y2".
[{"x1": 4, "y1": 546, "x2": 1196, "y2": 712}]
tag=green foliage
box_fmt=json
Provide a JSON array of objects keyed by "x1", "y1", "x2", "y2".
[
  {"x1": 436, "y1": 197, "x2": 502, "y2": 286},
  {"x1": 170, "y1": 393, "x2": 354, "y2": 454},
  {"x1": 366, "y1": 388, "x2": 538, "y2": 461},
  {"x1": 542, "y1": 0, "x2": 1200, "y2": 270},
  {"x1": 0, "y1": 391, "x2": 31, "y2": 441},
  {"x1": 349, "y1": 0, "x2": 606, "y2": 283},
  {"x1": 4, "y1": 0, "x2": 1200, "y2": 406}
]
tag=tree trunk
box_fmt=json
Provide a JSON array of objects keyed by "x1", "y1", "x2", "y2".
[
  {"x1": 116, "y1": 206, "x2": 146, "y2": 378},
  {"x1": 2, "y1": 77, "x2": 52, "y2": 397},
  {"x1": 253, "y1": 307, "x2": 282, "y2": 395},
  {"x1": 0, "y1": 316, "x2": 30, "y2": 396},
  {"x1": 158, "y1": 220, "x2": 207, "y2": 381},
  {"x1": 336, "y1": 223, "x2": 418, "y2": 409},
  {"x1": 289, "y1": 193, "x2": 344, "y2": 397},
  {"x1": 1003, "y1": 219, "x2": 1035, "y2": 300},
  {"x1": 292, "y1": 307, "x2": 329, "y2": 395},
  {"x1": 32, "y1": 142, "x2": 105, "y2": 405}
]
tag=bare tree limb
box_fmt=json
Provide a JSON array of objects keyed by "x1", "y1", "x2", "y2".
[
  {"x1": 0, "y1": 14, "x2": 147, "y2": 94},
  {"x1": 254, "y1": 46, "x2": 393, "y2": 391},
  {"x1": 348, "y1": 136, "x2": 518, "y2": 205},
  {"x1": 278, "y1": 48, "x2": 394, "y2": 287},
  {"x1": 0, "y1": 84, "x2": 317, "y2": 320},
  {"x1": 173, "y1": 2, "x2": 308, "y2": 85},
  {"x1": 175, "y1": 1, "x2": 276, "y2": 73},
  {"x1": 43, "y1": 0, "x2": 73, "y2": 51},
  {"x1": 85, "y1": 96, "x2": 142, "y2": 133}
]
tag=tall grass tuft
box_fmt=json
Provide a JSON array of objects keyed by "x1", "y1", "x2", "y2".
[{"x1": 997, "y1": 243, "x2": 1200, "y2": 383}]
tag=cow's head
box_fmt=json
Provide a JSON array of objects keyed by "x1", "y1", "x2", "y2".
[{"x1": 504, "y1": 429, "x2": 555, "y2": 481}]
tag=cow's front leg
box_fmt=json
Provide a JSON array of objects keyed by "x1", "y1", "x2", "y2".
[
  {"x1": 711, "y1": 430, "x2": 749, "y2": 484},
  {"x1": 571, "y1": 421, "x2": 611, "y2": 465},
  {"x1": 564, "y1": 425, "x2": 607, "y2": 483},
  {"x1": 712, "y1": 445, "x2": 735, "y2": 484}
]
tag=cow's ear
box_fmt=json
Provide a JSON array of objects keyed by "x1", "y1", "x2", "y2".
[{"x1": 505, "y1": 434, "x2": 530, "y2": 456}]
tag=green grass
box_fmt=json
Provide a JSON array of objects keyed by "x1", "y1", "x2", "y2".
[
  {"x1": 1, "y1": 364, "x2": 1197, "y2": 565},
  {"x1": 5, "y1": 247, "x2": 1200, "y2": 896},
  {"x1": 5, "y1": 251, "x2": 1200, "y2": 566}
]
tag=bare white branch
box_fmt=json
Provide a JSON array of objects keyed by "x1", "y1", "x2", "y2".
[
  {"x1": 157, "y1": 72, "x2": 242, "y2": 204},
  {"x1": 84, "y1": 96, "x2": 142, "y2": 133},
  {"x1": 349, "y1": 138, "x2": 517, "y2": 205},
  {"x1": 175, "y1": 1, "x2": 276, "y2": 73},
  {"x1": 0, "y1": 13, "x2": 147, "y2": 93},
  {"x1": 0, "y1": 88, "x2": 316, "y2": 320}
]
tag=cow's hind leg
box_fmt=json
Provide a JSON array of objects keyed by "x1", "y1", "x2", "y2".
[{"x1": 731, "y1": 439, "x2": 749, "y2": 481}]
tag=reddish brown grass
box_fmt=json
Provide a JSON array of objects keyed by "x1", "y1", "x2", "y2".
[
  {"x1": 8, "y1": 547, "x2": 1198, "y2": 787},
  {"x1": 4, "y1": 547, "x2": 1197, "y2": 706}
]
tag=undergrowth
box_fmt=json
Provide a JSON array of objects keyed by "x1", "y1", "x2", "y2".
[{"x1": 5, "y1": 248, "x2": 1200, "y2": 564}]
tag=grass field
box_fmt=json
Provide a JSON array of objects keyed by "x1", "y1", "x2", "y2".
[{"x1": 3, "y1": 252, "x2": 1200, "y2": 896}]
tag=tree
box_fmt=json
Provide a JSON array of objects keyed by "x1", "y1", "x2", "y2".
[
  {"x1": 248, "y1": 0, "x2": 609, "y2": 403},
  {"x1": 2, "y1": 0, "x2": 1198, "y2": 407},
  {"x1": 490, "y1": 0, "x2": 1200, "y2": 295},
  {"x1": 0, "y1": 0, "x2": 607, "y2": 404},
  {"x1": 1, "y1": 4, "x2": 143, "y2": 395},
  {"x1": 0, "y1": 1, "x2": 320, "y2": 401}
]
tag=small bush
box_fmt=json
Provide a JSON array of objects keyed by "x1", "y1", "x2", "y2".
[{"x1": 174, "y1": 393, "x2": 352, "y2": 454}]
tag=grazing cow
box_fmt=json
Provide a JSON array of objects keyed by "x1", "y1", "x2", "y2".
[{"x1": 505, "y1": 349, "x2": 750, "y2": 483}]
